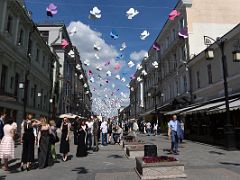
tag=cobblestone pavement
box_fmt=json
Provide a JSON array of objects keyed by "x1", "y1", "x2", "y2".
[{"x1": 1, "y1": 132, "x2": 240, "y2": 180}]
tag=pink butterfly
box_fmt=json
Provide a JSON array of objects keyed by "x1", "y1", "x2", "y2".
[
  {"x1": 169, "y1": 10, "x2": 180, "y2": 21},
  {"x1": 46, "y1": 3, "x2": 58, "y2": 17},
  {"x1": 114, "y1": 64, "x2": 120, "y2": 70},
  {"x1": 104, "y1": 61, "x2": 110, "y2": 66},
  {"x1": 61, "y1": 39, "x2": 69, "y2": 49},
  {"x1": 153, "y1": 42, "x2": 160, "y2": 51},
  {"x1": 88, "y1": 70, "x2": 93, "y2": 76}
]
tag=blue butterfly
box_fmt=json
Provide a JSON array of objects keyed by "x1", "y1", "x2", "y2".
[
  {"x1": 110, "y1": 29, "x2": 119, "y2": 40},
  {"x1": 116, "y1": 54, "x2": 124, "y2": 61}
]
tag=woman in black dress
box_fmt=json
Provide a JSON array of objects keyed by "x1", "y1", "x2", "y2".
[
  {"x1": 38, "y1": 117, "x2": 54, "y2": 169},
  {"x1": 72, "y1": 116, "x2": 80, "y2": 145},
  {"x1": 76, "y1": 120, "x2": 87, "y2": 157},
  {"x1": 60, "y1": 117, "x2": 70, "y2": 161},
  {"x1": 20, "y1": 113, "x2": 40, "y2": 171}
]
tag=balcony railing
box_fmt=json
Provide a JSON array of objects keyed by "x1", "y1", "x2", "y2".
[{"x1": 0, "y1": 89, "x2": 17, "y2": 101}]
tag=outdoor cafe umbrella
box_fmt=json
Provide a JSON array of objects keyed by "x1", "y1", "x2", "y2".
[{"x1": 59, "y1": 113, "x2": 78, "y2": 119}]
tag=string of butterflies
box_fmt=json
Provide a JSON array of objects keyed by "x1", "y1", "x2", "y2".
[{"x1": 46, "y1": 3, "x2": 188, "y2": 116}]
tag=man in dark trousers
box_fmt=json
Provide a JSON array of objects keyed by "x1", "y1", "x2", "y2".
[{"x1": 93, "y1": 116, "x2": 99, "y2": 151}]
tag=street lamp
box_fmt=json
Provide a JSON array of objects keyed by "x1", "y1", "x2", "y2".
[
  {"x1": 232, "y1": 50, "x2": 240, "y2": 62},
  {"x1": 204, "y1": 36, "x2": 236, "y2": 149}
]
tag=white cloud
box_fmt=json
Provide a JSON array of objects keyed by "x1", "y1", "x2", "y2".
[
  {"x1": 130, "y1": 50, "x2": 147, "y2": 62},
  {"x1": 67, "y1": 21, "x2": 128, "y2": 117}
]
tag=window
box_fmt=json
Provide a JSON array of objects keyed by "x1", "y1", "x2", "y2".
[
  {"x1": 36, "y1": 48, "x2": 39, "y2": 62},
  {"x1": 14, "y1": 73, "x2": 19, "y2": 97},
  {"x1": 42, "y1": 56, "x2": 45, "y2": 68},
  {"x1": 10, "y1": 77, "x2": 14, "y2": 89},
  {"x1": 172, "y1": 29, "x2": 176, "y2": 41},
  {"x1": 0, "y1": 65, "x2": 8, "y2": 91},
  {"x1": 179, "y1": 18, "x2": 185, "y2": 30},
  {"x1": 40, "y1": 31, "x2": 49, "y2": 43},
  {"x1": 183, "y1": 75, "x2": 187, "y2": 92},
  {"x1": 18, "y1": 29, "x2": 24, "y2": 45},
  {"x1": 33, "y1": 85, "x2": 37, "y2": 107},
  {"x1": 173, "y1": 53, "x2": 177, "y2": 69},
  {"x1": 6, "y1": 15, "x2": 13, "y2": 33},
  {"x1": 207, "y1": 64, "x2": 212, "y2": 84},
  {"x1": 181, "y1": 45, "x2": 186, "y2": 61},
  {"x1": 176, "y1": 80, "x2": 179, "y2": 95},
  {"x1": 28, "y1": 39, "x2": 32, "y2": 56},
  {"x1": 166, "y1": 36, "x2": 170, "y2": 47},
  {"x1": 196, "y1": 71, "x2": 200, "y2": 89}
]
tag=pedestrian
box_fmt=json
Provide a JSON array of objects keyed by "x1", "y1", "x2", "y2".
[
  {"x1": 107, "y1": 119, "x2": 113, "y2": 144},
  {"x1": 92, "y1": 116, "x2": 99, "y2": 152},
  {"x1": 49, "y1": 120, "x2": 58, "y2": 160},
  {"x1": 100, "y1": 119, "x2": 108, "y2": 146},
  {"x1": 20, "y1": 113, "x2": 41, "y2": 171},
  {"x1": 38, "y1": 117, "x2": 54, "y2": 169},
  {"x1": 0, "y1": 120, "x2": 17, "y2": 171},
  {"x1": 132, "y1": 120, "x2": 139, "y2": 137},
  {"x1": 0, "y1": 112, "x2": 6, "y2": 166},
  {"x1": 146, "y1": 121, "x2": 151, "y2": 136},
  {"x1": 60, "y1": 117, "x2": 70, "y2": 161},
  {"x1": 179, "y1": 120, "x2": 184, "y2": 143},
  {"x1": 72, "y1": 116, "x2": 80, "y2": 145},
  {"x1": 86, "y1": 118, "x2": 93, "y2": 150},
  {"x1": 168, "y1": 115, "x2": 182, "y2": 155},
  {"x1": 153, "y1": 123, "x2": 157, "y2": 136},
  {"x1": 76, "y1": 120, "x2": 87, "y2": 157}
]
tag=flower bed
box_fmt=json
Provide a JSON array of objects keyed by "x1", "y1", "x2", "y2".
[
  {"x1": 135, "y1": 157, "x2": 186, "y2": 179},
  {"x1": 142, "y1": 156, "x2": 177, "y2": 163}
]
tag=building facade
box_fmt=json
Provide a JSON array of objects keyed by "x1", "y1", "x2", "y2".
[
  {"x1": 129, "y1": 0, "x2": 240, "y2": 123},
  {"x1": 0, "y1": 0, "x2": 58, "y2": 132},
  {"x1": 37, "y1": 24, "x2": 92, "y2": 117}
]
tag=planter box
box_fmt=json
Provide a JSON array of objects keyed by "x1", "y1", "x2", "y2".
[
  {"x1": 126, "y1": 145, "x2": 144, "y2": 159},
  {"x1": 135, "y1": 157, "x2": 186, "y2": 179}
]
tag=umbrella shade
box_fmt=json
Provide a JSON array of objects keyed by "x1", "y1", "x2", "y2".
[{"x1": 59, "y1": 113, "x2": 78, "y2": 119}]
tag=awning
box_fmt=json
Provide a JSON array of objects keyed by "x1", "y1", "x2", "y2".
[
  {"x1": 139, "y1": 109, "x2": 155, "y2": 116},
  {"x1": 208, "y1": 98, "x2": 240, "y2": 114},
  {"x1": 181, "y1": 98, "x2": 238, "y2": 115},
  {"x1": 164, "y1": 105, "x2": 198, "y2": 115}
]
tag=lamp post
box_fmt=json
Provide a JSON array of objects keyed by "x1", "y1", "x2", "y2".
[{"x1": 204, "y1": 36, "x2": 236, "y2": 149}]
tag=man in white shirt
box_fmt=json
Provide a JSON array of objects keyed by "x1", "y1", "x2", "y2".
[
  {"x1": 86, "y1": 119, "x2": 94, "y2": 149},
  {"x1": 168, "y1": 115, "x2": 181, "y2": 155},
  {"x1": 100, "y1": 120, "x2": 108, "y2": 146},
  {"x1": 146, "y1": 121, "x2": 151, "y2": 136}
]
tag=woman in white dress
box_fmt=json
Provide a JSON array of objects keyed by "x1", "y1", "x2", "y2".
[{"x1": 0, "y1": 122, "x2": 17, "y2": 171}]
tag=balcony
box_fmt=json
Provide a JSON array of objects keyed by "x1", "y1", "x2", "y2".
[{"x1": 0, "y1": 89, "x2": 17, "y2": 101}]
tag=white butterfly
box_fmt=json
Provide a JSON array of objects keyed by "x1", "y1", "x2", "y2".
[
  {"x1": 141, "y1": 69, "x2": 148, "y2": 76},
  {"x1": 68, "y1": 50, "x2": 75, "y2": 58},
  {"x1": 152, "y1": 61, "x2": 159, "y2": 68},
  {"x1": 76, "y1": 64, "x2": 81, "y2": 70},
  {"x1": 84, "y1": 59, "x2": 90, "y2": 66},
  {"x1": 84, "y1": 83, "x2": 88, "y2": 88},
  {"x1": 121, "y1": 77, "x2": 126, "y2": 82},
  {"x1": 136, "y1": 64, "x2": 142, "y2": 70},
  {"x1": 115, "y1": 75, "x2": 121, "y2": 80},
  {"x1": 90, "y1": 6, "x2": 101, "y2": 19},
  {"x1": 95, "y1": 53, "x2": 100, "y2": 59},
  {"x1": 126, "y1": 8, "x2": 139, "y2": 19},
  {"x1": 94, "y1": 43, "x2": 101, "y2": 51},
  {"x1": 140, "y1": 30, "x2": 150, "y2": 40},
  {"x1": 96, "y1": 66, "x2": 102, "y2": 71},
  {"x1": 106, "y1": 70, "x2": 112, "y2": 76},
  {"x1": 137, "y1": 77, "x2": 142, "y2": 82},
  {"x1": 79, "y1": 74, "x2": 84, "y2": 79},
  {"x1": 128, "y1": 61, "x2": 135, "y2": 68},
  {"x1": 90, "y1": 77, "x2": 95, "y2": 83},
  {"x1": 120, "y1": 42, "x2": 127, "y2": 51},
  {"x1": 144, "y1": 52, "x2": 149, "y2": 60}
]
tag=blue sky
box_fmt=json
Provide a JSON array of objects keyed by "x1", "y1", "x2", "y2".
[{"x1": 25, "y1": 0, "x2": 179, "y2": 116}]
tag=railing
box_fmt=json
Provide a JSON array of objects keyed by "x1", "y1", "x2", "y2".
[{"x1": 0, "y1": 89, "x2": 17, "y2": 101}]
